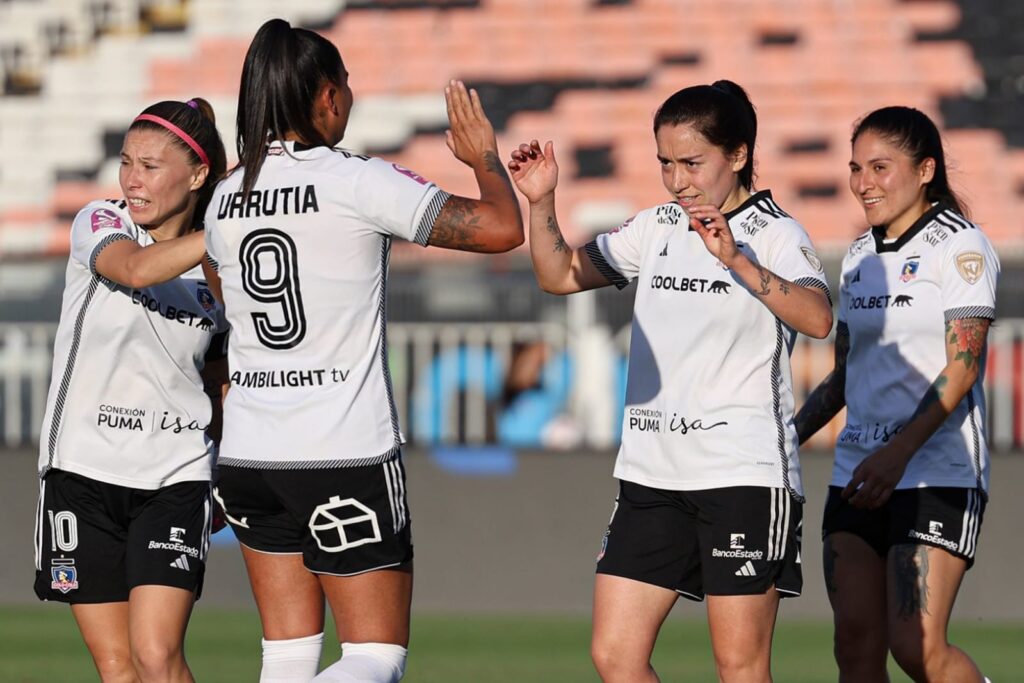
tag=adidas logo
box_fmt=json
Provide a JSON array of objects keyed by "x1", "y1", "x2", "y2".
[
  {"x1": 735, "y1": 560, "x2": 756, "y2": 577},
  {"x1": 169, "y1": 554, "x2": 191, "y2": 571},
  {"x1": 851, "y1": 269, "x2": 861, "y2": 284},
  {"x1": 659, "y1": 244, "x2": 668, "y2": 256}
]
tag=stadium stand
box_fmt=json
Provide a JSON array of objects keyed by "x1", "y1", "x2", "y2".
[
  {"x1": 0, "y1": 0, "x2": 1022, "y2": 452},
  {"x1": 1, "y1": 0, "x2": 1021, "y2": 262}
]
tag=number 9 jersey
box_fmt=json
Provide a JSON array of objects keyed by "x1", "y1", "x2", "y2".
[{"x1": 204, "y1": 141, "x2": 451, "y2": 468}]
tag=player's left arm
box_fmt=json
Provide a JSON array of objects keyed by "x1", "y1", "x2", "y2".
[
  {"x1": 843, "y1": 317, "x2": 991, "y2": 509},
  {"x1": 201, "y1": 354, "x2": 229, "y2": 444},
  {"x1": 686, "y1": 203, "x2": 833, "y2": 338},
  {"x1": 426, "y1": 80, "x2": 524, "y2": 253}
]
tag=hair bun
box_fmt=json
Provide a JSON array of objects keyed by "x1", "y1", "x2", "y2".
[{"x1": 187, "y1": 97, "x2": 216, "y2": 125}]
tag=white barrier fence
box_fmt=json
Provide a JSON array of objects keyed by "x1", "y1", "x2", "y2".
[{"x1": 2, "y1": 320, "x2": 1022, "y2": 451}]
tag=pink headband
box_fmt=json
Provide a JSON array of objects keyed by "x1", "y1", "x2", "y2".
[{"x1": 132, "y1": 113, "x2": 210, "y2": 166}]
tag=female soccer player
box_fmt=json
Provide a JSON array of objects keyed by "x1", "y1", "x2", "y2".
[
  {"x1": 509, "y1": 81, "x2": 833, "y2": 683},
  {"x1": 202, "y1": 19, "x2": 522, "y2": 683},
  {"x1": 35, "y1": 98, "x2": 227, "y2": 682},
  {"x1": 796, "y1": 106, "x2": 998, "y2": 683}
]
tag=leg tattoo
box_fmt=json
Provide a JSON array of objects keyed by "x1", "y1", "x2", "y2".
[{"x1": 893, "y1": 544, "x2": 930, "y2": 618}]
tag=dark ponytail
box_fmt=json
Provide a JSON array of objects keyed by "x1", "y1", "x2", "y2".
[
  {"x1": 852, "y1": 106, "x2": 967, "y2": 218},
  {"x1": 237, "y1": 18, "x2": 345, "y2": 197},
  {"x1": 129, "y1": 98, "x2": 227, "y2": 227},
  {"x1": 653, "y1": 79, "x2": 758, "y2": 190}
]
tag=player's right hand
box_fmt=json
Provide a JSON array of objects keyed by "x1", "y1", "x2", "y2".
[
  {"x1": 508, "y1": 140, "x2": 558, "y2": 203},
  {"x1": 444, "y1": 79, "x2": 499, "y2": 168}
]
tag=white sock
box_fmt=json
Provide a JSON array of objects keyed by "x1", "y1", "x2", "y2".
[
  {"x1": 311, "y1": 642, "x2": 407, "y2": 683},
  {"x1": 259, "y1": 632, "x2": 324, "y2": 683}
]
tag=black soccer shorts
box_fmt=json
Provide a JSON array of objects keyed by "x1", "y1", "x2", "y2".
[
  {"x1": 214, "y1": 455, "x2": 413, "y2": 576},
  {"x1": 822, "y1": 485, "x2": 985, "y2": 567},
  {"x1": 596, "y1": 480, "x2": 803, "y2": 601},
  {"x1": 34, "y1": 469, "x2": 211, "y2": 603}
]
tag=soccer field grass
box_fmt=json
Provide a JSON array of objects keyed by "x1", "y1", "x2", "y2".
[{"x1": 1, "y1": 606, "x2": 1020, "y2": 682}]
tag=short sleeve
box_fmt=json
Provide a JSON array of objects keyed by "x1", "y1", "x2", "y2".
[
  {"x1": 940, "y1": 230, "x2": 999, "y2": 322},
  {"x1": 764, "y1": 218, "x2": 831, "y2": 304},
  {"x1": 351, "y1": 159, "x2": 451, "y2": 246},
  {"x1": 584, "y1": 214, "x2": 647, "y2": 290},
  {"x1": 203, "y1": 223, "x2": 221, "y2": 272},
  {"x1": 70, "y1": 202, "x2": 136, "y2": 277}
]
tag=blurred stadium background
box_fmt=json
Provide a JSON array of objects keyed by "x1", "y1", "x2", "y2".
[{"x1": 0, "y1": 0, "x2": 1022, "y2": 681}]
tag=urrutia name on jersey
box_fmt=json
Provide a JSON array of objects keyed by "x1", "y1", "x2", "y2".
[{"x1": 216, "y1": 185, "x2": 320, "y2": 219}]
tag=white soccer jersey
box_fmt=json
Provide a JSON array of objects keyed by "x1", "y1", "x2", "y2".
[
  {"x1": 204, "y1": 141, "x2": 449, "y2": 468},
  {"x1": 834, "y1": 204, "x2": 999, "y2": 492},
  {"x1": 588, "y1": 191, "x2": 829, "y2": 497},
  {"x1": 39, "y1": 200, "x2": 225, "y2": 489}
]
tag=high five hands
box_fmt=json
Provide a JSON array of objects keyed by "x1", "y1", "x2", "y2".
[
  {"x1": 508, "y1": 139, "x2": 559, "y2": 203},
  {"x1": 444, "y1": 79, "x2": 499, "y2": 168}
]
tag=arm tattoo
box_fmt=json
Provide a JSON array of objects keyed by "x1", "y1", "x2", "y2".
[
  {"x1": 795, "y1": 322, "x2": 849, "y2": 443},
  {"x1": 822, "y1": 541, "x2": 839, "y2": 595},
  {"x1": 753, "y1": 264, "x2": 791, "y2": 297},
  {"x1": 910, "y1": 375, "x2": 949, "y2": 420},
  {"x1": 893, "y1": 544, "x2": 931, "y2": 618},
  {"x1": 947, "y1": 318, "x2": 988, "y2": 371},
  {"x1": 482, "y1": 150, "x2": 513, "y2": 190},
  {"x1": 755, "y1": 265, "x2": 772, "y2": 296},
  {"x1": 428, "y1": 196, "x2": 486, "y2": 250},
  {"x1": 546, "y1": 215, "x2": 568, "y2": 253}
]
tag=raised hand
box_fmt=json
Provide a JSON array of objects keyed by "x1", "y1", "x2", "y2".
[
  {"x1": 508, "y1": 140, "x2": 558, "y2": 203},
  {"x1": 445, "y1": 80, "x2": 500, "y2": 170},
  {"x1": 686, "y1": 204, "x2": 741, "y2": 267}
]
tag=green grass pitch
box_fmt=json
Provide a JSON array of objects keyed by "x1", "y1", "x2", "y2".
[{"x1": 0, "y1": 606, "x2": 1020, "y2": 682}]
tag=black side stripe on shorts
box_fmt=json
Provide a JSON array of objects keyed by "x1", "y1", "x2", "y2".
[
  {"x1": 767, "y1": 488, "x2": 791, "y2": 561},
  {"x1": 958, "y1": 489, "x2": 982, "y2": 558}
]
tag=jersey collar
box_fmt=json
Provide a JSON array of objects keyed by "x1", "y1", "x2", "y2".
[
  {"x1": 267, "y1": 139, "x2": 321, "y2": 153},
  {"x1": 681, "y1": 190, "x2": 773, "y2": 231},
  {"x1": 723, "y1": 189, "x2": 772, "y2": 221},
  {"x1": 871, "y1": 202, "x2": 946, "y2": 253}
]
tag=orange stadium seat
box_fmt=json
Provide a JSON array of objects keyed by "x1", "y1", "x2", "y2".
[{"x1": 2, "y1": 0, "x2": 1022, "y2": 260}]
